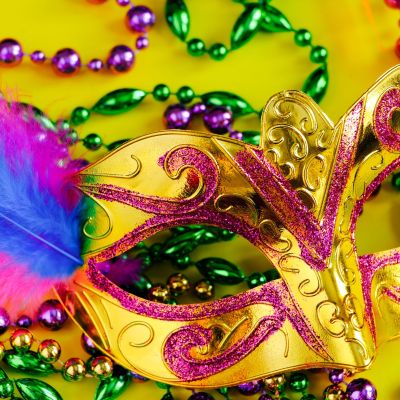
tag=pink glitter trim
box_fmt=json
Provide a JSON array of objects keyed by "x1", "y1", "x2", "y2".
[{"x1": 374, "y1": 88, "x2": 400, "y2": 152}]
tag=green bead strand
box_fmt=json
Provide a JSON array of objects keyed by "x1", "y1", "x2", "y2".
[
  {"x1": 153, "y1": 84, "x2": 171, "y2": 101},
  {"x1": 187, "y1": 38, "x2": 206, "y2": 56},
  {"x1": 247, "y1": 272, "x2": 267, "y2": 288},
  {"x1": 310, "y1": 45, "x2": 328, "y2": 63},
  {"x1": 83, "y1": 133, "x2": 103, "y2": 150},
  {"x1": 288, "y1": 372, "x2": 309, "y2": 392},
  {"x1": 392, "y1": 172, "x2": 400, "y2": 190},
  {"x1": 294, "y1": 29, "x2": 312, "y2": 46},
  {"x1": 70, "y1": 107, "x2": 91, "y2": 125},
  {"x1": 208, "y1": 43, "x2": 229, "y2": 60},
  {"x1": 176, "y1": 86, "x2": 195, "y2": 103}
]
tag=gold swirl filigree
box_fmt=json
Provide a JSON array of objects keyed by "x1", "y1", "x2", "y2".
[
  {"x1": 334, "y1": 238, "x2": 357, "y2": 286},
  {"x1": 302, "y1": 154, "x2": 327, "y2": 192},
  {"x1": 259, "y1": 219, "x2": 292, "y2": 253},
  {"x1": 296, "y1": 188, "x2": 317, "y2": 213},
  {"x1": 81, "y1": 193, "x2": 113, "y2": 241},
  {"x1": 343, "y1": 294, "x2": 364, "y2": 331},
  {"x1": 352, "y1": 150, "x2": 384, "y2": 200},
  {"x1": 316, "y1": 301, "x2": 346, "y2": 338},
  {"x1": 214, "y1": 194, "x2": 259, "y2": 226},
  {"x1": 278, "y1": 254, "x2": 322, "y2": 297}
]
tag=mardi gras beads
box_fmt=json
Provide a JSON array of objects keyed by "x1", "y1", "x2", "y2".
[
  {"x1": 165, "y1": 0, "x2": 329, "y2": 102},
  {"x1": 0, "y1": 1, "x2": 155, "y2": 75}
]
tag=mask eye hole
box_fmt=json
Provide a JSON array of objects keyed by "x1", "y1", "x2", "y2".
[
  {"x1": 96, "y1": 226, "x2": 278, "y2": 304},
  {"x1": 390, "y1": 109, "x2": 400, "y2": 134},
  {"x1": 355, "y1": 181, "x2": 400, "y2": 255}
]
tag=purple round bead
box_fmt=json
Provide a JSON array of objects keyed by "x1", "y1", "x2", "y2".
[
  {"x1": 203, "y1": 106, "x2": 233, "y2": 134},
  {"x1": 52, "y1": 48, "x2": 81, "y2": 75},
  {"x1": 346, "y1": 378, "x2": 377, "y2": 400},
  {"x1": 107, "y1": 45, "x2": 135, "y2": 73},
  {"x1": 87, "y1": 58, "x2": 104, "y2": 72},
  {"x1": 126, "y1": 5, "x2": 155, "y2": 32},
  {"x1": 188, "y1": 393, "x2": 214, "y2": 400},
  {"x1": 190, "y1": 102, "x2": 206, "y2": 115},
  {"x1": 30, "y1": 50, "x2": 46, "y2": 64},
  {"x1": 0, "y1": 308, "x2": 10, "y2": 334},
  {"x1": 164, "y1": 104, "x2": 191, "y2": 129},
  {"x1": 81, "y1": 333, "x2": 99, "y2": 355},
  {"x1": 229, "y1": 130, "x2": 243, "y2": 140},
  {"x1": 37, "y1": 299, "x2": 68, "y2": 330},
  {"x1": 237, "y1": 380, "x2": 262, "y2": 396},
  {"x1": 0, "y1": 39, "x2": 23, "y2": 66},
  {"x1": 16, "y1": 315, "x2": 33, "y2": 328},
  {"x1": 136, "y1": 36, "x2": 149, "y2": 50},
  {"x1": 259, "y1": 395, "x2": 274, "y2": 400},
  {"x1": 329, "y1": 369, "x2": 345, "y2": 384},
  {"x1": 116, "y1": 0, "x2": 131, "y2": 5}
]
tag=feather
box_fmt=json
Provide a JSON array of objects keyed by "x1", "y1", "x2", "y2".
[{"x1": 0, "y1": 100, "x2": 83, "y2": 316}]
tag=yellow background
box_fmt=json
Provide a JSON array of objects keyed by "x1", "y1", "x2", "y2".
[{"x1": 1, "y1": 0, "x2": 400, "y2": 399}]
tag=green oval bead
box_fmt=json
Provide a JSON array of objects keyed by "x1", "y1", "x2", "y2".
[
  {"x1": 94, "y1": 374, "x2": 131, "y2": 400},
  {"x1": 392, "y1": 172, "x2": 400, "y2": 189},
  {"x1": 176, "y1": 86, "x2": 195, "y2": 104},
  {"x1": 208, "y1": 43, "x2": 228, "y2": 61},
  {"x1": 302, "y1": 65, "x2": 329, "y2": 103},
  {"x1": 128, "y1": 274, "x2": 152, "y2": 296},
  {"x1": 260, "y1": 5, "x2": 293, "y2": 32},
  {"x1": 58, "y1": 119, "x2": 70, "y2": 131},
  {"x1": 247, "y1": 272, "x2": 267, "y2": 288},
  {"x1": 219, "y1": 229, "x2": 236, "y2": 241},
  {"x1": 165, "y1": 0, "x2": 190, "y2": 41},
  {"x1": 294, "y1": 29, "x2": 312, "y2": 46},
  {"x1": 264, "y1": 269, "x2": 280, "y2": 281},
  {"x1": 161, "y1": 392, "x2": 174, "y2": 400},
  {"x1": 0, "y1": 379, "x2": 13, "y2": 398},
  {"x1": 153, "y1": 84, "x2": 171, "y2": 101},
  {"x1": 187, "y1": 38, "x2": 206, "y2": 56},
  {"x1": 172, "y1": 254, "x2": 191, "y2": 269},
  {"x1": 155, "y1": 382, "x2": 170, "y2": 390},
  {"x1": 107, "y1": 139, "x2": 130, "y2": 151},
  {"x1": 196, "y1": 258, "x2": 245, "y2": 285},
  {"x1": 301, "y1": 394, "x2": 317, "y2": 400},
  {"x1": 310, "y1": 45, "x2": 328, "y2": 63},
  {"x1": 200, "y1": 91, "x2": 254, "y2": 117},
  {"x1": 231, "y1": 3, "x2": 263, "y2": 50},
  {"x1": 71, "y1": 106, "x2": 91, "y2": 125},
  {"x1": 289, "y1": 372, "x2": 309, "y2": 392},
  {"x1": 92, "y1": 88, "x2": 147, "y2": 115},
  {"x1": 217, "y1": 387, "x2": 229, "y2": 395},
  {"x1": 83, "y1": 133, "x2": 103, "y2": 150},
  {"x1": 15, "y1": 379, "x2": 62, "y2": 400},
  {"x1": 242, "y1": 130, "x2": 260, "y2": 145},
  {"x1": 162, "y1": 231, "x2": 201, "y2": 257},
  {"x1": 3, "y1": 351, "x2": 55, "y2": 376}
]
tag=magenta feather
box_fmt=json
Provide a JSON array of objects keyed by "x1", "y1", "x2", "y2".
[{"x1": 0, "y1": 100, "x2": 83, "y2": 317}]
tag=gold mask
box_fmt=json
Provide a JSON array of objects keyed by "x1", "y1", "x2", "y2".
[{"x1": 58, "y1": 65, "x2": 400, "y2": 388}]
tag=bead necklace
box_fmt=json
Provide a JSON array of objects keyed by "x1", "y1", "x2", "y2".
[
  {"x1": 384, "y1": 0, "x2": 400, "y2": 57},
  {"x1": 0, "y1": 1, "x2": 155, "y2": 75},
  {"x1": 165, "y1": 0, "x2": 329, "y2": 102}
]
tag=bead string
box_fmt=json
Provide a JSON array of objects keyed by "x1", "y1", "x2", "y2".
[
  {"x1": 165, "y1": 0, "x2": 329, "y2": 102},
  {"x1": 383, "y1": 0, "x2": 400, "y2": 57},
  {"x1": 0, "y1": 1, "x2": 155, "y2": 75}
]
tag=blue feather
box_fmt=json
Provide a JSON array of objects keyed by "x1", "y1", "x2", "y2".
[{"x1": 0, "y1": 152, "x2": 83, "y2": 278}]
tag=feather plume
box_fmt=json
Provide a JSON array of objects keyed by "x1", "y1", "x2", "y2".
[{"x1": 0, "y1": 100, "x2": 83, "y2": 316}]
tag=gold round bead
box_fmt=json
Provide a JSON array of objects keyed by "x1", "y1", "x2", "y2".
[
  {"x1": 148, "y1": 284, "x2": 171, "y2": 303},
  {"x1": 62, "y1": 358, "x2": 86, "y2": 382},
  {"x1": 89, "y1": 355, "x2": 114, "y2": 379},
  {"x1": 167, "y1": 273, "x2": 190, "y2": 295},
  {"x1": 10, "y1": 329, "x2": 33, "y2": 352},
  {"x1": 264, "y1": 374, "x2": 287, "y2": 393},
  {"x1": 194, "y1": 279, "x2": 214, "y2": 300},
  {"x1": 38, "y1": 339, "x2": 61, "y2": 363},
  {"x1": 323, "y1": 384, "x2": 347, "y2": 400}
]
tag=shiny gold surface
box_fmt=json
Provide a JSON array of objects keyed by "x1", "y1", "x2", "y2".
[{"x1": 57, "y1": 66, "x2": 400, "y2": 388}]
